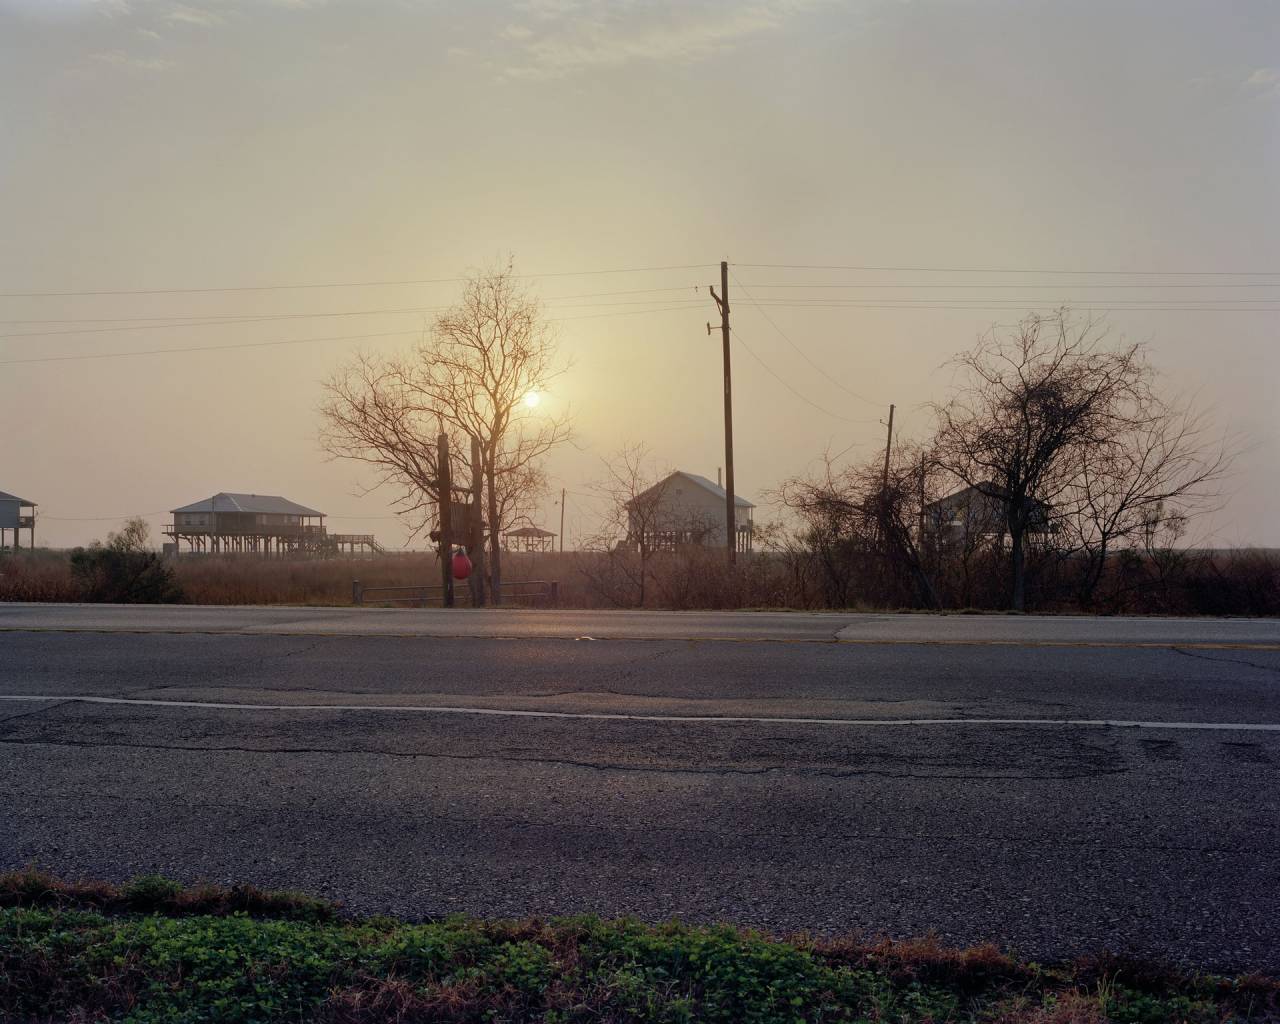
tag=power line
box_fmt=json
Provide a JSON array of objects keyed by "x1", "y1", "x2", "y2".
[
  {"x1": 737, "y1": 262, "x2": 1280, "y2": 276},
  {"x1": 742, "y1": 302, "x2": 1280, "y2": 313},
  {"x1": 0, "y1": 304, "x2": 706, "y2": 365},
  {"x1": 549, "y1": 304, "x2": 702, "y2": 322},
  {"x1": 729, "y1": 326, "x2": 880, "y2": 426},
  {"x1": 0, "y1": 296, "x2": 705, "y2": 340},
  {"x1": 0, "y1": 264, "x2": 716, "y2": 299},
  {"x1": 0, "y1": 286, "x2": 703, "y2": 326},
  {"x1": 745, "y1": 296, "x2": 1280, "y2": 304},
  {"x1": 734, "y1": 282, "x2": 1280, "y2": 289},
  {"x1": 731, "y1": 269, "x2": 881, "y2": 408},
  {"x1": 42, "y1": 511, "x2": 404, "y2": 521},
  {"x1": 0, "y1": 330, "x2": 414, "y2": 365},
  {"x1": 40, "y1": 512, "x2": 170, "y2": 521},
  {"x1": 8, "y1": 260, "x2": 1278, "y2": 299}
]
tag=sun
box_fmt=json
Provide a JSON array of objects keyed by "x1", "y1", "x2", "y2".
[{"x1": 522, "y1": 390, "x2": 542, "y2": 409}]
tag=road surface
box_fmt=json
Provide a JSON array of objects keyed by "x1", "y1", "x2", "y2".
[{"x1": 1, "y1": 604, "x2": 1278, "y2": 971}]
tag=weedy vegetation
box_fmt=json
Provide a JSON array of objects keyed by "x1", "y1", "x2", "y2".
[{"x1": 1, "y1": 869, "x2": 1276, "y2": 1023}]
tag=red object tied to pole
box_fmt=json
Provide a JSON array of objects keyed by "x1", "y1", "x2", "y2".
[{"x1": 451, "y1": 550, "x2": 473, "y2": 581}]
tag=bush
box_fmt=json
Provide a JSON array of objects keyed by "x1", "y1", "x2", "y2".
[
  {"x1": 0, "y1": 874, "x2": 1271, "y2": 1024},
  {"x1": 67, "y1": 518, "x2": 184, "y2": 604}
]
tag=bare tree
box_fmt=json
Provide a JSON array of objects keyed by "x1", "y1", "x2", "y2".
[
  {"x1": 320, "y1": 261, "x2": 570, "y2": 603},
  {"x1": 931, "y1": 312, "x2": 1149, "y2": 610},
  {"x1": 319, "y1": 352, "x2": 452, "y2": 538},
  {"x1": 582, "y1": 443, "x2": 670, "y2": 607},
  {"x1": 776, "y1": 446, "x2": 939, "y2": 609},
  {"x1": 1064, "y1": 400, "x2": 1231, "y2": 607}
]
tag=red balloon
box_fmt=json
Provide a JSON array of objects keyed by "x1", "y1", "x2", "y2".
[{"x1": 451, "y1": 551, "x2": 473, "y2": 580}]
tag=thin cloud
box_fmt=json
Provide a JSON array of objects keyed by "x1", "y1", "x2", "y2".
[
  {"x1": 501, "y1": 0, "x2": 829, "y2": 81},
  {"x1": 91, "y1": 49, "x2": 174, "y2": 71},
  {"x1": 1244, "y1": 67, "x2": 1279, "y2": 91},
  {"x1": 1239, "y1": 66, "x2": 1280, "y2": 99},
  {"x1": 164, "y1": 3, "x2": 221, "y2": 27}
]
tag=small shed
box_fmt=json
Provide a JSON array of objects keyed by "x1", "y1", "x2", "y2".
[{"x1": 0, "y1": 491, "x2": 36, "y2": 551}]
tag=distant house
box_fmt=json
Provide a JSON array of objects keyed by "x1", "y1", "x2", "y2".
[
  {"x1": 626, "y1": 471, "x2": 754, "y2": 554},
  {"x1": 164, "y1": 492, "x2": 378, "y2": 558},
  {"x1": 924, "y1": 482, "x2": 1053, "y2": 544},
  {"x1": 0, "y1": 490, "x2": 36, "y2": 551}
]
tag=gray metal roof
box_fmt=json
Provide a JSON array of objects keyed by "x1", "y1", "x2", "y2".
[
  {"x1": 672, "y1": 472, "x2": 754, "y2": 508},
  {"x1": 630, "y1": 471, "x2": 755, "y2": 509},
  {"x1": 171, "y1": 493, "x2": 323, "y2": 516},
  {"x1": 0, "y1": 490, "x2": 35, "y2": 506}
]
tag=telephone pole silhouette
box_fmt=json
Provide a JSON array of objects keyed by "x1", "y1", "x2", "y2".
[
  {"x1": 708, "y1": 260, "x2": 736, "y2": 564},
  {"x1": 881, "y1": 403, "x2": 896, "y2": 491}
]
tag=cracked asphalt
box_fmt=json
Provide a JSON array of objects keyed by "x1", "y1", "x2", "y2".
[{"x1": 1, "y1": 607, "x2": 1279, "y2": 972}]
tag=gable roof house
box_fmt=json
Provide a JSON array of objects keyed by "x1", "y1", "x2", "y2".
[
  {"x1": 0, "y1": 490, "x2": 36, "y2": 551},
  {"x1": 625, "y1": 471, "x2": 755, "y2": 553},
  {"x1": 923, "y1": 482, "x2": 1054, "y2": 544},
  {"x1": 165, "y1": 492, "x2": 328, "y2": 557}
]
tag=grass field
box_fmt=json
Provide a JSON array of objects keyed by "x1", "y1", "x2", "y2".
[
  {"x1": 2, "y1": 870, "x2": 1276, "y2": 1023},
  {"x1": 2, "y1": 544, "x2": 1277, "y2": 615}
]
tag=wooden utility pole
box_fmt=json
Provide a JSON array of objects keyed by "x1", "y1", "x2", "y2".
[
  {"x1": 437, "y1": 432, "x2": 454, "y2": 608},
  {"x1": 918, "y1": 451, "x2": 927, "y2": 541},
  {"x1": 469, "y1": 434, "x2": 486, "y2": 607},
  {"x1": 881, "y1": 403, "x2": 896, "y2": 492},
  {"x1": 559, "y1": 487, "x2": 566, "y2": 553},
  {"x1": 708, "y1": 260, "x2": 736, "y2": 564}
]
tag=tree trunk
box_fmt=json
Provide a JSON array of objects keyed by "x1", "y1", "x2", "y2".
[
  {"x1": 1009, "y1": 524, "x2": 1026, "y2": 611},
  {"x1": 469, "y1": 436, "x2": 487, "y2": 607},
  {"x1": 485, "y1": 453, "x2": 502, "y2": 606},
  {"x1": 638, "y1": 543, "x2": 647, "y2": 607},
  {"x1": 1078, "y1": 540, "x2": 1108, "y2": 610}
]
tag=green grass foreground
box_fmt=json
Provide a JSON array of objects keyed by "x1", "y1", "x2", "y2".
[{"x1": 1, "y1": 871, "x2": 1277, "y2": 1023}]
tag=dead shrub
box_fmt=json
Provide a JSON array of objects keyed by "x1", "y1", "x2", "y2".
[
  {"x1": 810, "y1": 933, "x2": 1027, "y2": 992},
  {"x1": 0, "y1": 866, "x2": 337, "y2": 921}
]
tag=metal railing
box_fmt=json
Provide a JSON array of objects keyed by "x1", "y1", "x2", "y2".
[
  {"x1": 352, "y1": 579, "x2": 559, "y2": 608},
  {"x1": 162, "y1": 523, "x2": 326, "y2": 538}
]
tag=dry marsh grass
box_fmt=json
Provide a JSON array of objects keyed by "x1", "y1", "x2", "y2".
[{"x1": 3, "y1": 545, "x2": 1278, "y2": 614}]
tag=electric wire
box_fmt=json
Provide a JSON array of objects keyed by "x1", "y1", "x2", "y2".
[
  {"x1": 729, "y1": 326, "x2": 880, "y2": 426},
  {"x1": 0, "y1": 264, "x2": 716, "y2": 299},
  {"x1": 0, "y1": 296, "x2": 706, "y2": 340},
  {"x1": 730, "y1": 269, "x2": 884, "y2": 408},
  {"x1": 0, "y1": 304, "x2": 707, "y2": 365},
  {"x1": 736, "y1": 263, "x2": 1280, "y2": 276}
]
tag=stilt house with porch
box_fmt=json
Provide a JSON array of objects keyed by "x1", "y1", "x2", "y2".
[
  {"x1": 164, "y1": 492, "x2": 381, "y2": 557},
  {"x1": 0, "y1": 490, "x2": 36, "y2": 551}
]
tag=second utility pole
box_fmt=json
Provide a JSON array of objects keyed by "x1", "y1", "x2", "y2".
[
  {"x1": 709, "y1": 260, "x2": 736, "y2": 565},
  {"x1": 881, "y1": 403, "x2": 896, "y2": 491}
]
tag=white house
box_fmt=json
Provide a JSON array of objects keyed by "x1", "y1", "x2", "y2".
[{"x1": 626, "y1": 471, "x2": 754, "y2": 553}]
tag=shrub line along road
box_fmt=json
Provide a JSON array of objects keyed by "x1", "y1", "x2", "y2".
[{"x1": 2, "y1": 604, "x2": 1279, "y2": 972}]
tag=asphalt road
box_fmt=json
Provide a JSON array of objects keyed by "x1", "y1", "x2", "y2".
[{"x1": 2, "y1": 605, "x2": 1279, "y2": 971}]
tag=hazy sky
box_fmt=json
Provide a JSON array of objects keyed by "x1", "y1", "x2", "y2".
[{"x1": 2, "y1": 0, "x2": 1277, "y2": 550}]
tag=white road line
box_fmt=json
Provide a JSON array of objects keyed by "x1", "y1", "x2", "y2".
[{"x1": 1, "y1": 694, "x2": 1278, "y2": 732}]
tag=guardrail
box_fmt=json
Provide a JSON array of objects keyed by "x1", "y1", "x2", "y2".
[{"x1": 352, "y1": 579, "x2": 559, "y2": 608}]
